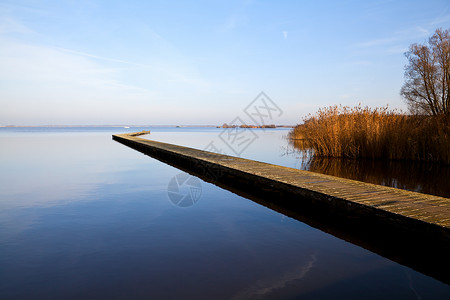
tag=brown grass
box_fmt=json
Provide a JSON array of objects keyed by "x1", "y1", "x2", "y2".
[{"x1": 289, "y1": 105, "x2": 450, "y2": 164}]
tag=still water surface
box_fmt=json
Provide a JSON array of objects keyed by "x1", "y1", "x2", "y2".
[{"x1": 0, "y1": 127, "x2": 449, "y2": 299}]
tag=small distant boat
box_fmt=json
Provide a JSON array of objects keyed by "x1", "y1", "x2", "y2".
[{"x1": 124, "y1": 126, "x2": 130, "y2": 129}]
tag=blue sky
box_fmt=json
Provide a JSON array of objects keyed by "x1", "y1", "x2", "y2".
[{"x1": 1, "y1": 0, "x2": 449, "y2": 125}]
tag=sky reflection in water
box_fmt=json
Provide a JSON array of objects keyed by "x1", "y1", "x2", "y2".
[{"x1": 0, "y1": 127, "x2": 448, "y2": 299}]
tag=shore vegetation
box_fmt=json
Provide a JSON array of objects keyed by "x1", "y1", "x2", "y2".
[{"x1": 288, "y1": 105, "x2": 450, "y2": 164}]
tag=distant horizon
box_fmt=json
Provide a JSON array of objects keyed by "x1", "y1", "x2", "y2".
[{"x1": 0, "y1": 124, "x2": 296, "y2": 128}]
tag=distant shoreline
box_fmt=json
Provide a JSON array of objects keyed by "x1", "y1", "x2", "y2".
[{"x1": 1, "y1": 124, "x2": 295, "y2": 128}]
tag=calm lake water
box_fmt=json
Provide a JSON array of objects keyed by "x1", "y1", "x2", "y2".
[{"x1": 0, "y1": 127, "x2": 449, "y2": 299}]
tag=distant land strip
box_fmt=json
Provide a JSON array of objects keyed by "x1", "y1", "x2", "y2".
[{"x1": 0, "y1": 124, "x2": 295, "y2": 128}]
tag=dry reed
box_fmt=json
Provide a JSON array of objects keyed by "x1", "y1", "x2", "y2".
[{"x1": 289, "y1": 105, "x2": 450, "y2": 164}]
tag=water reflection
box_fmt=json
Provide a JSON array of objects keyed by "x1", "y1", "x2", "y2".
[
  {"x1": 232, "y1": 253, "x2": 317, "y2": 299},
  {"x1": 1, "y1": 128, "x2": 449, "y2": 299},
  {"x1": 289, "y1": 140, "x2": 450, "y2": 198}
]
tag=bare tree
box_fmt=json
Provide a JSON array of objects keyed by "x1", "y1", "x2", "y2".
[{"x1": 401, "y1": 28, "x2": 450, "y2": 116}]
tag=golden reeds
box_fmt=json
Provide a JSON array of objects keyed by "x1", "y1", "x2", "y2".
[{"x1": 289, "y1": 105, "x2": 450, "y2": 164}]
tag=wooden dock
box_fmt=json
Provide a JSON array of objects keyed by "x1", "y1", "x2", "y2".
[{"x1": 113, "y1": 132, "x2": 450, "y2": 283}]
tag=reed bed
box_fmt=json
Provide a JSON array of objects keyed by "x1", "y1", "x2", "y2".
[{"x1": 289, "y1": 105, "x2": 450, "y2": 164}]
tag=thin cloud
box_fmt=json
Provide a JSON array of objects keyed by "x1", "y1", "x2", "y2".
[
  {"x1": 282, "y1": 31, "x2": 288, "y2": 40},
  {"x1": 356, "y1": 37, "x2": 397, "y2": 48},
  {"x1": 219, "y1": 0, "x2": 253, "y2": 32},
  {"x1": 0, "y1": 16, "x2": 31, "y2": 34},
  {"x1": 431, "y1": 4, "x2": 450, "y2": 25},
  {"x1": 431, "y1": 13, "x2": 450, "y2": 25},
  {"x1": 56, "y1": 47, "x2": 153, "y2": 68},
  {"x1": 415, "y1": 26, "x2": 429, "y2": 35},
  {"x1": 0, "y1": 39, "x2": 155, "y2": 106},
  {"x1": 394, "y1": 26, "x2": 430, "y2": 39},
  {"x1": 386, "y1": 45, "x2": 408, "y2": 54},
  {"x1": 355, "y1": 26, "x2": 431, "y2": 50},
  {"x1": 346, "y1": 60, "x2": 372, "y2": 66}
]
